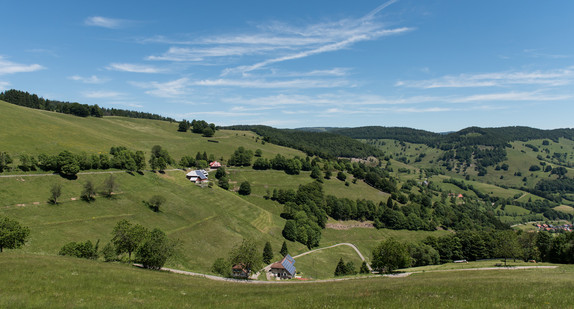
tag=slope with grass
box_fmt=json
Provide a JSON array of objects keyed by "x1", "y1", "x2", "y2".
[
  {"x1": 2, "y1": 253, "x2": 573, "y2": 308},
  {"x1": 0, "y1": 100, "x2": 304, "y2": 161}
]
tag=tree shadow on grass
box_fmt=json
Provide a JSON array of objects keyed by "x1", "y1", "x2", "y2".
[{"x1": 58, "y1": 173, "x2": 77, "y2": 180}]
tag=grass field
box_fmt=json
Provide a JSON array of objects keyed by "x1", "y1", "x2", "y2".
[
  {"x1": 0, "y1": 100, "x2": 304, "y2": 162},
  {"x1": 294, "y1": 245, "x2": 365, "y2": 279},
  {"x1": 555, "y1": 205, "x2": 574, "y2": 215},
  {"x1": 1, "y1": 253, "x2": 573, "y2": 308}
]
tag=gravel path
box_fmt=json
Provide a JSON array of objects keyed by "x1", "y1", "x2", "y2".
[
  {"x1": 139, "y1": 265, "x2": 558, "y2": 285},
  {"x1": 293, "y1": 242, "x2": 373, "y2": 271}
]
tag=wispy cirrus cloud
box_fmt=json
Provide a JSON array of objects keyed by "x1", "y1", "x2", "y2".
[
  {"x1": 130, "y1": 78, "x2": 189, "y2": 98},
  {"x1": 84, "y1": 16, "x2": 131, "y2": 29},
  {"x1": 223, "y1": 27, "x2": 411, "y2": 75},
  {"x1": 106, "y1": 63, "x2": 167, "y2": 73},
  {"x1": 223, "y1": 90, "x2": 569, "y2": 112},
  {"x1": 396, "y1": 67, "x2": 574, "y2": 89},
  {"x1": 0, "y1": 56, "x2": 44, "y2": 75},
  {"x1": 145, "y1": 0, "x2": 412, "y2": 75},
  {"x1": 191, "y1": 78, "x2": 349, "y2": 89},
  {"x1": 82, "y1": 90, "x2": 124, "y2": 98},
  {"x1": 69, "y1": 75, "x2": 108, "y2": 84}
]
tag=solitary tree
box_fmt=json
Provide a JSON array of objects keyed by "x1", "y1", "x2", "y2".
[
  {"x1": 215, "y1": 167, "x2": 227, "y2": 179},
  {"x1": 147, "y1": 195, "x2": 166, "y2": 212},
  {"x1": 135, "y1": 228, "x2": 176, "y2": 270},
  {"x1": 229, "y1": 239, "x2": 262, "y2": 276},
  {"x1": 262, "y1": 241, "x2": 274, "y2": 264},
  {"x1": 280, "y1": 241, "x2": 289, "y2": 257},
  {"x1": 101, "y1": 175, "x2": 118, "y2": 198},
  {"x1": 81, "y1": 180, "x2": 96, "y2": 201},
  {"x1": 238, "y1": 181, "x2": 251, "y2": 196},
  {"x1": 111, "y1": 220, "x2": 148, "y2": 262},
  {"x1": 49, "y1": 183, "x2": 62, "y2": 204},
  {"x1": 218, "y1": 176, "x2": 230, "y2": 190},
  {"x1": 0, "y1": 216, "x2": 30, "y2": 252}
]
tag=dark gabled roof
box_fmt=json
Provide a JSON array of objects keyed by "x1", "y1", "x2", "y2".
[
  {"x1": 196, "y1": 170, "x2": 207, "y2": 179},
  {"x1": 281, "y1": 254, "x2": 296, "y2": 276}
]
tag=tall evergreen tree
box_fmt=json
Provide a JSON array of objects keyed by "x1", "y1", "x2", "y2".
[
  {"x1": 262, "y1": 241, "x2": 274, "y2": 264},
  {"x1": 280, "y1": 241, "x2": 289, "y2": 257}
]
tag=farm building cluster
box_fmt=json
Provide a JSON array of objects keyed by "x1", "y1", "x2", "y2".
[
  {"x1": 535, "y1": 223, "x2": 572, "y2": 232},
  {"x1": 185, "y1": 161, "x2": 222, "y2": 184}
]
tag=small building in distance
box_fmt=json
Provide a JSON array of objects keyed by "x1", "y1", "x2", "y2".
[
  {"x1": 269, "y1": 254, "x2": 296, "y2": 279},
  {"x1": 231, "y1": 263, "x2": 249, "y2": 279},
  {"x1": 186, "y1": 170, "x2": 209, "y2": 183},
  {"x1": 209, "y1": 161, "x2": 222, "y2": 168}
]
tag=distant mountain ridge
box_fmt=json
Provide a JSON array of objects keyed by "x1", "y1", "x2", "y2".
[{"x1": 301, "y1": 126, "x2": 574, "y2": 149}]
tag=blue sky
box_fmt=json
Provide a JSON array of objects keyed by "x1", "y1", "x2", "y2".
[{"x1": 1, "y1": 0, "x2": 573, "y2": 132}]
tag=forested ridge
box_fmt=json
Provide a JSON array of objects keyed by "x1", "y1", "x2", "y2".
[
  {"x1": 222, "y1": 125, "x2": 383, "y2": 159},
  {"x1": 328, "y1": 126, "x2": 574, "y2": 149},
  {"x1": 0, "y1": 89, "x2": 175, "y2": 122}
]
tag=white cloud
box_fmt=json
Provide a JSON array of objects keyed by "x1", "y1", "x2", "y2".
[
  {"x1": 191, "y1": 78, "x2": 349, "y2": 89},
  {"x1": 447, "y1": 91, "x2": 571, "y2": 103},
  {"x1": 224, "y1": 27, "x2": 411, "y2": 75},
  {"x1": 69, "y1": 75, "x2": 108, "y2": 84},
  {"x1": 130, "y1": 78, "x2": 189, "y2": 98},
  {"x1": 0, "y1": 56, "x2": 44, "y2": 75},
  {"x1": 84, "y1": 16, "x2": 128, "y2": 29},
  {"x1": 143, "y1": 1, "x2": 411, "y2": 74},
  {"x1": 0, "y1": 81, "x2": 10, "y2": 90},
  {"x1": 396, "y1": 67, "x2": 574, "y2": 89},
  {"x1": 106, "y1": 101, "x2": 144, "y2": 108},
  {"x1": 106, "y1": 63, "x2": 166, "y2": 73},
  {"x1": 83, "y1": 90, "x2": 124, "y2": 98}
]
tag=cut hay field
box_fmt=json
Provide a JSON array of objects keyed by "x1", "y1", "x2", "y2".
[{"x1": 1, "y1": 253, "x2": 572, "y2": 308}]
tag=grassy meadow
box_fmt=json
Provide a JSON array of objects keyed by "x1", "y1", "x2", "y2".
[
  {"x1": 0, "y1": 100, "x2": 304, "y2": 162},
  {"x1": 1, "y1": 253, "x2": 573, "y2": 308}
]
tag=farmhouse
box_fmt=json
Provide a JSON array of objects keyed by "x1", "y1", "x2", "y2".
[
  {"x1": 269, "y1": 254, "x2": 296, "y2": 279},
  {"x1": 186, "y1": 170, "x2": 209, "y2": 183},
  {"x1": 231, "y1": 263, "x2": 249, "y2": 279},
  {"x1": 209, "y1": 161, "x2": 222, "y2": 168}
]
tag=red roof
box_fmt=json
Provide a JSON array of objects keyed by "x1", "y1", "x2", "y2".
[{"x1": 209, "y1": 161, "x2": 221, "y2": 168}]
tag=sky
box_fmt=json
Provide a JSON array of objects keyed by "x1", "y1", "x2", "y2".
[{"x1": 1, "y1": 0, "x2": 573, "y2": 132}]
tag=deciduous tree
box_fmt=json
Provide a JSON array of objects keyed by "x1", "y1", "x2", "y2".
[
  {"x1": 135, "y1": 228, "x2": 176, "y2": 270},
  {"x1": 372, "y1": 238, "x2": 411, "y2": 273},
  {"x1": 111, "y1": 220, "x2": 148, "y2": 262},
  {"x1": 0, "y1": 216, "x2": 30, "y2": 252}
]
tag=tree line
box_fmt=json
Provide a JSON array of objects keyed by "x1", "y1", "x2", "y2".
[
  {"x1": 223, "y1": 125, "x2": 383, "y2": 159},
  {"x1": 0, "y1": 89, "x2": 175, "y2": 122},
  {"x1": 59, "y1": 219, "x2": 177, "y2": 270},
  {"x1": 370, "y1": 228, "x2": 574, "y2": 274},
  {"x1": 331, "y1": 125, "x2": 574, "y2": 150}
]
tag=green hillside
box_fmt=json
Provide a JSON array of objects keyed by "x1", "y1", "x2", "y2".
[
  {"x1": 1, "y1": 101, "x2": 413, "y2": 275},
  {"x1": 2, "y1": 98, "x2": 573, "y2": 297},
  {"x1": 2, "y1": 253, "x2": 573, "y2": 308},
  {"x1": 0, "y1": 100, "x2": 303, "y2": 160}
]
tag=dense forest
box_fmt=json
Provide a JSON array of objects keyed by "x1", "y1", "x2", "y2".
[
  {"x1": 0, "y1": 89, "x2": 175, "y2": 122},
  {"x1": 328, "y1": 126, "x2": 574, "y2": 149},
  {"x1": 223, "y1": 125, "x2": 383, "y2": 159}
]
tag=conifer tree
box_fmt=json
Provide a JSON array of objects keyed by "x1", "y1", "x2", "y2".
[{"x1": 262, "y1": 241, "x2": 274, "y2": 264}]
